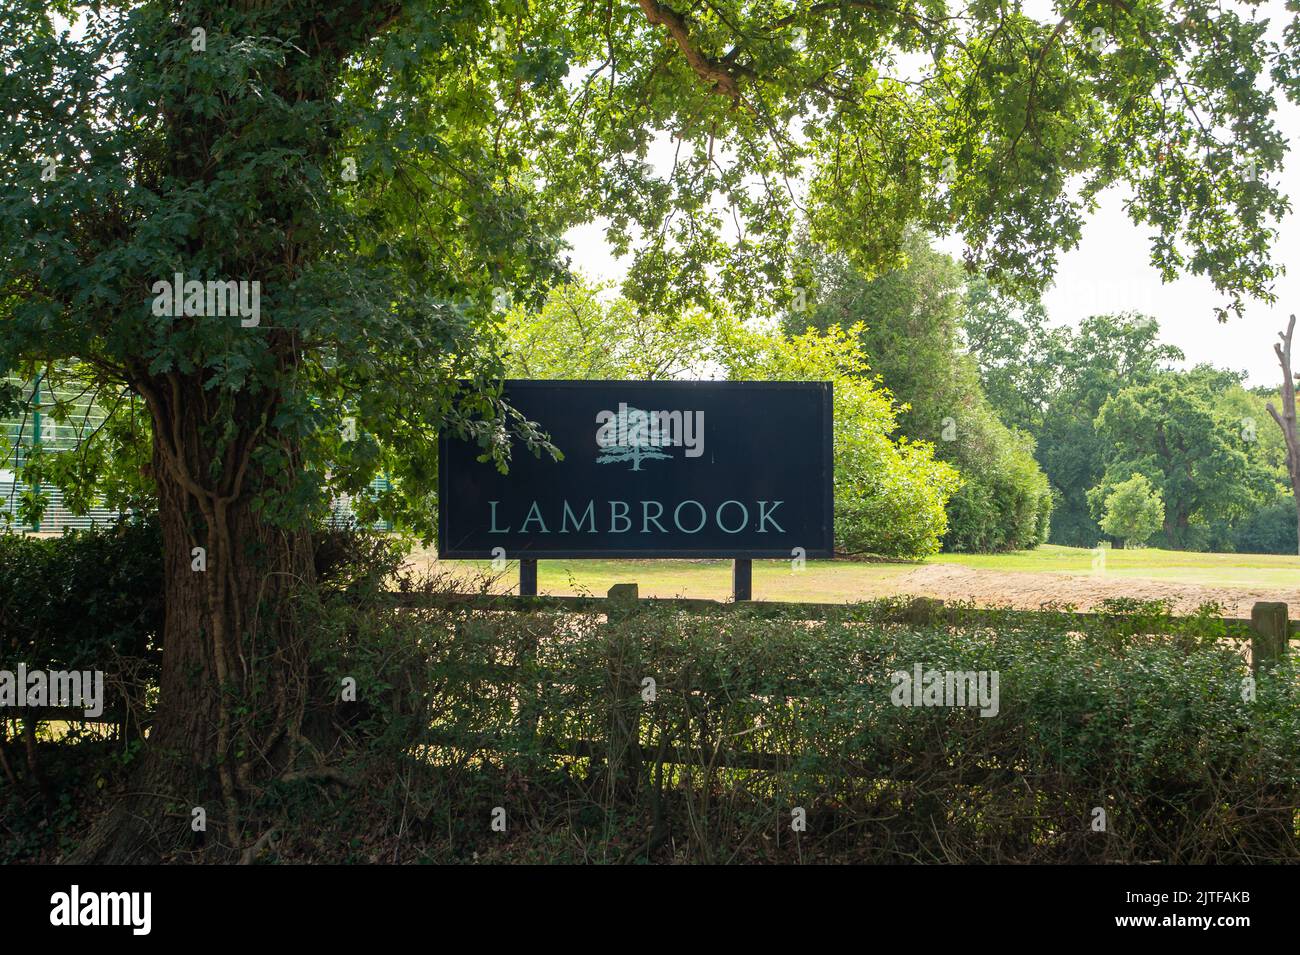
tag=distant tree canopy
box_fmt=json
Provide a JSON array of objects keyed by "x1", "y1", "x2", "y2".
[
  {"x1": 1094, "y1": 372, "x2": 1262, "y2": 549},
  {"x1": 960, "y1": 278, "x2": 1057, "y2": 435},
  {"x1": 968, "y1": 311, "x2": 1186, "y2": 546}
]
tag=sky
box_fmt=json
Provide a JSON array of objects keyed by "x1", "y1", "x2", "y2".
[{"x1": 563, "y1": 0, "x2": 1300, "y2": 388}]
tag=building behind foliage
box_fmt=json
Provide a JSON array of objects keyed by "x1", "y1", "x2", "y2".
[{"x1": 2, "y1": 376, "x2": 391, "y2": 533}]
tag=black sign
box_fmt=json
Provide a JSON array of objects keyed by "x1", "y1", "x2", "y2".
[{"x1": 438, "y1": 380, "x2": 834, "y2": 558}]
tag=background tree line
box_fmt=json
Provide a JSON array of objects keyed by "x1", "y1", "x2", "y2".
[
  {"x1": 964, "y1": 282, "x2": 1297, "y2": 554},
  {"x1": 505, "y1": 228, "x2": 1297, "y2": 557}
]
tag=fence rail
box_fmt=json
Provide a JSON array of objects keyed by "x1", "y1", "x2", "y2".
[{"x1": 388, "y1": 588, "x2": 1296, "y2": 663}]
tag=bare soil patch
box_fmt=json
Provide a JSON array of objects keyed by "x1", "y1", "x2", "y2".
[{"x1": 896, "y1": 563, "x2": 1300, "y2": 615}]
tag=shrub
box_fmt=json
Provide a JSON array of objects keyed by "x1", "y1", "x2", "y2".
[
  {"x1": 943, "y1": 410, "x2": 1053, "y2": 552},
  {"x1": 717, "y1": 322, "x2": 960, "y2": 557},
  {"x1": 790, "y1": 233, "x2": 1055, "y2": 553},
  {"x1": 0, "y1": 522, "x2": 415, "y2": 862},
  {"x1": 0, "y1": 521, "x2": 405, "y2": 721},
  {"x1": 1092, "y1": 473, "x2": 1165, "y2": 548},
  {"x1": 0, "y1": 520, "x2": 164, "y2": 705}
]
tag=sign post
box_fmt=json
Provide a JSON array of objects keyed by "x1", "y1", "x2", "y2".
[
  {"x1": 732, "y1": 558, "x2": 752, "y2": 602},
  {"x1": 519, "y1": 558, "x2": 538, "y2": 597},
  {"x1": 440, "y1": 380, "x2": 834, "y2": 599}
]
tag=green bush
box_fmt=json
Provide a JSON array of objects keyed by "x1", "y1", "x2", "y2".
[
  {"x1": 0, "y1": 520, "x2": 164, "y2": 682},
  {"x1": 790, "y1": 233, "x2": 1055, "y2": 553},
  {"x1": 717, "y1": 322, "x2": 960, "y2": 558},
  {"x1": 8, "y1": 529, "x2": 1294, "y2": 863},
  {"x1": 0, "y1": 523, "x2": 416, "y2": 863},
  {"x1": 943, "y1": 412, "x2": 1053, "y2": 552},
  {"x1": 1091, "y1": 472, "x2": 1166, "y2": 548},
  {"x1": 0, "y1": 520, "x2": 392, "y2": 714}
]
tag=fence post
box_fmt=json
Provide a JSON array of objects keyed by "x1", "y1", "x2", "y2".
[
  {"x1": 1249, "y1": 602, "x2": 1288, "y2": 675},
  {"x1": 1247, "y1": 601, "x2": 1295, "y2": 857},
  {"x1": 607, "y1": 583, "x2": 639, "y2": 613},
  {"x1": 603, "y1": 584, "x2": 642, "y2": 799}
]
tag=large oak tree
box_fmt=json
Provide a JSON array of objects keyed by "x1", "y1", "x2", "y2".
[{"x1": 1, "y1": 0, "x2": 1295, "y2": 861}]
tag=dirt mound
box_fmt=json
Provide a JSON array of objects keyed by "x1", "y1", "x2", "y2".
[{"x1": 896, "y1": 564, "x2": 1300, "y2": 616}]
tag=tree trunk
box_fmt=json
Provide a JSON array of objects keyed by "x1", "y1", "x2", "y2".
[
  {"x1": 1266, "y1": 315, "x2": 1300, "y2": 556},
  {"x1": 69, "y1": 1, "x2": 402, "y2": 862},
  {"x1": 70, "y1": 375, "x2": 318, "y2": 863},
  {"x1": 1162, "y1": 512, "x2": 1189, "y2": 550}
]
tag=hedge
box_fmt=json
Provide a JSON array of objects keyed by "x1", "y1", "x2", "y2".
[
  {"x1": 0, "y1": 520, "x2": 164, "y2": 704},
  {"x1": 331, "y1": 594, "x2": 1300, "y2": 863}
]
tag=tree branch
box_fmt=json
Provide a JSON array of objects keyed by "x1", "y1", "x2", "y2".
[{"x1": 637, "y1": 0, "x2": 749, "y2": 101}]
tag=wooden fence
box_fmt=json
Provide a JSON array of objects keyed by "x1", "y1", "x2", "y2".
[
  {"x1": 15, "y1": 588, "x2": 1295, "y2": 728},
  {"x1": 394, "y1": 587, "x2": 1297, "y2": 819},
  {"x1": 391, "y1": 587, "x2": 1296, "y2": 671}
]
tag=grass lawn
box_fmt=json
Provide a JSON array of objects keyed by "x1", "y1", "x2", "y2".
[{"x1": 412, "y1": 543, "x2": 1300, "y2": 602}]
